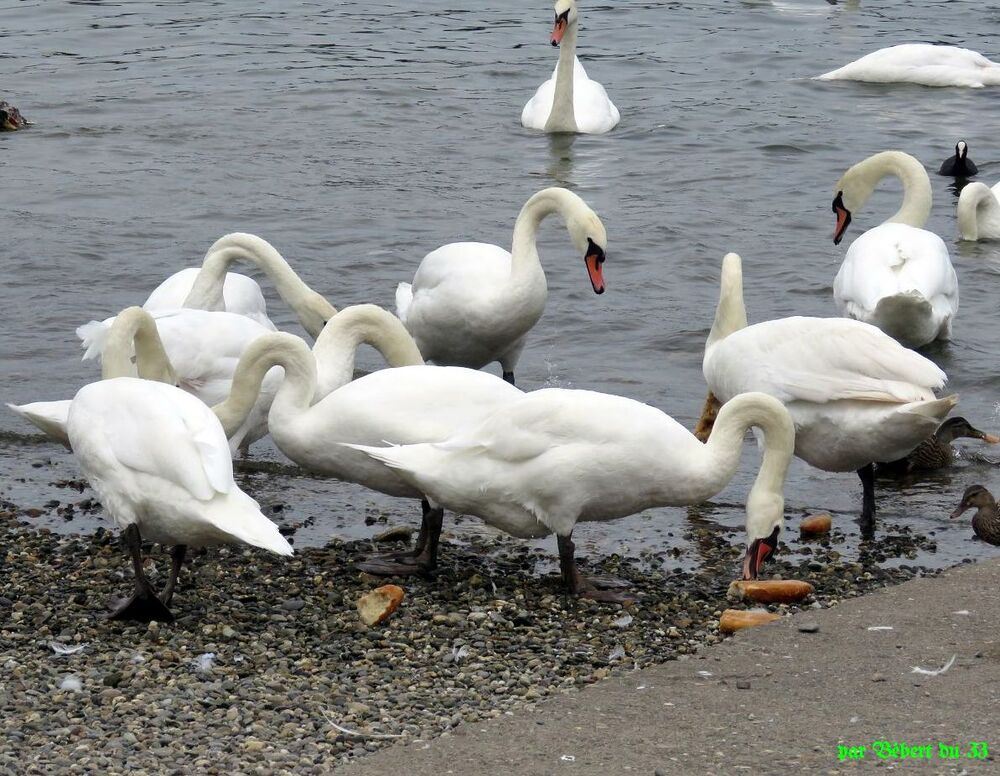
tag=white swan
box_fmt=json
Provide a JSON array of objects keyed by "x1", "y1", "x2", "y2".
[
  {"x1": 957, "y1": 181, "x2": 1000, "y2": 241},
  {"x1": 815, "y1": 44, "x2": 1000, "y2": 88},
  {"x1": 67, "y1": 376, "x2": 292, "y2": 621},
  {"x1": 349, "y1": 389, "x2": 794, "y2": 598},
  {"x1": 831, "y1": 151, "x2": 958, "y2": 348},
  {"x1": 521, "y1": 0, "x2": 620, "y2": 134},
  {"x1": 701, "y1": 252, "x2": 957, "y2": 535},
  {"x1": 396, "y1": 187, "x2": 607, "y2": 384},
  {"x1": 9, "y1": 306, "x2": 180, "y2": 448},
  {"x1": 212, "y1": 332, "x2": 522, "y2": 574}
]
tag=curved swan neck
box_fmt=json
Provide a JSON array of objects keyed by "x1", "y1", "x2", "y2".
[
  {"x1": 706, "y1": 253, "x2": 748, "y2": 350},
  {"x1": 957, "y1": 183, "x2": 1000, "y2": 241},
  {"x1": 186, "y1": 233, "x2": 338, "y2": 337},
  {"x1": 547, "y1": 18, "x2": 578, "y2": 132},
  {"x1": 704, "y1": 392, "x2": 795, "y2": 540},
  {"x1": 102, "y1": 307, "x2": 177, "y2": 384},
  {"x1": 312, "y1": 304, "x2": 424, "y2": 397},
  {"x1": 212, "y1": 332, "x2": 318, "y2": 438},
  {"x1": 509, "y1": 187, "x2": 587, "y2": 279},
  {"x1": 841, "y1": 151, "x2": 932, "y2": 228}
]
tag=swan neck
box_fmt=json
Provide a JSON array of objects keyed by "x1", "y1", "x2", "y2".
[
  {"x1": 547, "y1": 21, "x2": 578, "y2": 131},
  {"x1": 213, "y1": 332, "x2": 317, "y2": 438},
  {"x1": 847, "y1": 152, "x2": 932, "y2": 228},
  {"x1": 706, "y1": 254, "x2": 748, "y2": 350},
  {"x1": 509, "y1": 187, "x2": 581, "y2": 278},
  {"x1": 312, "y1": 305, "x2": 424, "y2": 397},
  {"x1": 101, "y1": 307, "x2": 177, "y2": 384},
  {"x1": 705, "y1": 393, "x2": 795, "y2": 540},
  {"x1": 957, "y1": 184, "x2": 999, "y2": 241}
]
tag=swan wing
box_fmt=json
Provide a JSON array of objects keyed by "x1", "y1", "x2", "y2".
[
  {"x1": 706, "y1": 317, "x2": 945, "y2": 405},
  {"x1": 7, "y1": 400, "x2": 72, "y2": 446},
  {"x1": 522, "y1": 76, "x2": 557, "y2": 129},
  {"x1": 571, "y1": 57, "x2": 620, "y2": 133}
]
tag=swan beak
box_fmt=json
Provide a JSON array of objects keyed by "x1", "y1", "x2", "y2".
[
  {"x1": 832, "y1": 195, "x2": 852, "y2": 245},
  {"x1": 551, "y1": 16, "x2": 567, "y2": 46},
  {"x1": 742, "y1": 526, "x2": 779, "y2": 580},
  {"x1": 585, "y1": 250, "x2": 606, "y2": 294}
]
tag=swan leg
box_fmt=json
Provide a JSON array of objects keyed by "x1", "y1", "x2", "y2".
[
  {"x1": 355, "y1": 499, "x2": 443, "y2": 575},
  {"x1": 857, "y1": 463, "x2": 877, "y2": 540},
  {"x1": 502, "y1": 371, "x2": 516, "y2": 386},
  {"x1": 160, "y1": 544, "x2": 188, "y2": 607},
  {"x1": 557, "y1": 533, "x2": 634, "y2": 605},
  {"x1": 108, "y1": 524, "x2": 174, "y2": 623}
]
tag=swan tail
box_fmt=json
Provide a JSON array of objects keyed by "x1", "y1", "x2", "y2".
[
  {"x1": 342, "y1": 441, "x2": 439, "y2": 483},
  {"x1": 76, "y1": 318, "x2": 113, "y2": 361},
  {"x1": 6, "y1": 401, "x2": 72, "y2": 447},
  {"x1": 208, "y1": 493, "x2": 293, "y2": 556},
  {"x1": 395, "y1": 282, "x2": 413, "y2": 322},
  {"x1": 902, "y1": 394, "x2": 958, "y2": 422}
]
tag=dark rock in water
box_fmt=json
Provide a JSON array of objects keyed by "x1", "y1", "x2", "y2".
[
  {"x1": 0, "y1": 101, "x2": 27, "y2": 131},
  {"x1": 797, "y1": 622, "x2": 820, "y2": 633}
]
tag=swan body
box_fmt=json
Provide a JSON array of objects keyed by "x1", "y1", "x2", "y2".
[
  {"x1": 831, "y1": 151, "x2": 958, "y2": 347},
  {"x1": 957, "y1": 181, "x2": 1000, "y2": 241},
  {"x1": 521, "y1": 0, "x2": 619, "y2": 134},
  {"x1": 350, "y1": 389, "x2": 795, "y2": 585},
  {"x1": 66, "y1": 376, "x2": 291, "y2": 620},
  {"x1": 144, "y1": 267, "x2": 275, "y2": 330},
  {"x1": 705, "y1": 254, "x2": 954, "y2": 474},
  {"x1": 816, "y1": 44, "x2": 1000, "y2": 88},
  {"x1": 397, "y1": 187, "x2": 607, "y2": 383}
]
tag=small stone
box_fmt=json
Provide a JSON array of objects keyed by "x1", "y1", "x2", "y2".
[
  {"x1": 797, "y1": 622, "x2": 820, "y2": 633},
  {"x1": 872, "y1": 673, "x2": 886, "y2": 682},
  {"x1": 736, "y1": 680, "x2": 751, "y2": 690},
  {"x1": 281, "y1": 598, "x2": 306, "y2": 612},
  {"x1": 244, "y1": 739, "x2": 265, "y2": 752},
  {"x1": 102, "y1": 672, "x2": 123, "y2": 688},
  {"x1": 221, "y1": 625, "x2": 237, "y2": 639},
  {"x1": 356, "y1": 585, "x2": 405, "y2": 626},
  {"x1": 373, "y1": 525, "x2": 414, "y2": 543}
]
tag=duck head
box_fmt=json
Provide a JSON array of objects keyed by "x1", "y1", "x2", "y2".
[
  {"x1": 935, "y1": 416, "x2": 1000, "y2": 446},
  {"x1": 950, "y1": 484, "x2": 995, "y2": 520}
]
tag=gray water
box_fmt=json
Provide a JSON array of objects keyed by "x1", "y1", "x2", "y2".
[{"x1": 3, "y1": 0, "x2": 1000, "y2": 571}]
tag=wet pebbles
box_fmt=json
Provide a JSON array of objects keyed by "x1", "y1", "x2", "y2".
[{"x1": 0, "y1": 503, "x2": 935, "y2": 772}]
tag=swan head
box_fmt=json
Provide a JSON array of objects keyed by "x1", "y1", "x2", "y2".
[
  {"x1": 831, "y1": 190, "x2": 853, "y2": 245},
  {"x1": 299, "y1": 291, "x2": 339, "y2": 339},
  {"x1": 742, "y1": 523, "x2": 780, "y2": 580},
  {"x1": 551, "y1": 0, "x2": 578, "y2": 46},
  {"x1": 568, "y1": 210, "x2": 607, "y2": 294}
]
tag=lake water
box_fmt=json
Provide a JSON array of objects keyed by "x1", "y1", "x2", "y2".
[{"x1": 2, "y1": 0, "x2": 1000, "y2": 572}]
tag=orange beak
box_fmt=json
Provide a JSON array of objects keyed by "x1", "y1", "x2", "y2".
[
  {"x1": 551, "y1": 17, "x2": 567, "y2": 46},
  {"x1": 983, "y1": 434, "x2": 1000, "y2": 444},
  {"x1": 585, "y1": 251, "x2": 605, "y2": 294}
]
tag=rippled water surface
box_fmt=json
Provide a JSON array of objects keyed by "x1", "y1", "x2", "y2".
[{"x1": 3, "y1": 0, "x2": 1000, "y2": 570}]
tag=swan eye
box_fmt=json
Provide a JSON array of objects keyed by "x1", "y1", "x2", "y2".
[
  {"x1": 555, "y1": 9, "x2": 569, "y2": 23},
  {"x1": 586, "y1": 238, "x2": 605, "y2": 264},
  {"x1": 832, "y1": 191, "x2": 845, "y2": 212}
]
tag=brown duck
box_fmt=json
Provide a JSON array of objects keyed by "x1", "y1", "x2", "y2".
[
  {"x1": 0, "y1": 101, "x2": 27, "y2": 131},
  {"x1": 950, "y1": 485, "x2": 1000, "y2": 546},
  {"x1": 878, "y1": 416, "x2": 999, "y2": 474}
]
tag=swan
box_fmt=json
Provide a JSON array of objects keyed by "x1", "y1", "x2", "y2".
[
  {"x1": 348, "y1": 390, "x2": 795, "y2": 600},
  {"x1": 211, "y1": 332, "x2": 522, "y2": 574},
  {"x1": 521, "y1": 0, "x2": 620, "y2": 134},
  {"x1": 957, "y1": 181, "x2": 1000, "y2": 241},
  {"x1": 8, "y1": 306, "x2": 180, "y2": 448},
  {"x1": 939, "y1": 140, "x2": 978, "y2": 177},
  {"x1": 831, "y1": 151, "x2": 959, "y2": 348},
  {"x1": 66, "y1": 376, "x2": 292, "y2": 622},
  {"x1": 700, "y1": 252, "x2": 957, "y2": 536},
  {"x1": 815, "y1": 44, "x2": 1000, "y2": 88},
  {"x1": 396, "y1": 187, "x2": 607, "y2": 384}
]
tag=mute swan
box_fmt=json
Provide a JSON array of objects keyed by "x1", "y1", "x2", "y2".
[
  {"x1": 939, "y1": 140, "x2": 978, "y2": 177},
  {"x1": 212, "y1": 332, "x2": 522, "y2": 574},
  {"x1": 396, "y1": 187, "x2": 607, "y2": 385},
  {"x1": 831, "y1": 151, "x2": 959, "y2": 348},
  {"x1": 957, "y1": 181, "x2": 1000, "y2": 241},
  {"x1": 9, "y1": 306, "x2": 180, "y2": 448},
  {"x1": 349, "y1": 390, "x2": 795, "y2": 600},
  {"x1": 67, "y1": 376, "x2": 292, "y2": 621},
  {"x1": 815, "y1": 44, "x2": 1000, "y2": 88},
  {"x1": 521, "y1": 0, "x2": 620, "y2": 134},
  {"x1": 700, "y1": 253, "x2": 957, "y2": 536}
]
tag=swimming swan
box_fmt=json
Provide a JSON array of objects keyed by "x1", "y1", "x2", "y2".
[
  {"x1": 831, "y1": 151, "x2": 958, "y2": 347},
  {"x1": 521, "y1": 0, "x2": 620, "y2": 134},
  {"x1": 816, "y1": 44, "x2": 1000, "y2": 88},
  {"x1": 957, "y1": 181, "x2": 1000, "y2": 241}
]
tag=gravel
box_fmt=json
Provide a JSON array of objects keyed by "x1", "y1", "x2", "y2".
[{"x1": 0, "y1": 497, "x2": 939, "y2": 773}]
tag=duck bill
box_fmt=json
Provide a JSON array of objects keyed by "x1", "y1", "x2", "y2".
[
  {"x1": 980, "y1": 433, "x2": 1000, "y2": 444},
  {"x1": 585, "y1": 252, "x2": 605, "y2": 294},
  {"x1": 833, "y1": 204, "x2": 851, "y2": 245},
  {"x1": 742, "y1": 531, "x2": 778, "y2": 580},
  {"x1": 949, "y1": 505, "x2": 970, "y2": 520},
  {"x1": 551, "y1": 17, "x2": 567, "y2": 46}
]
